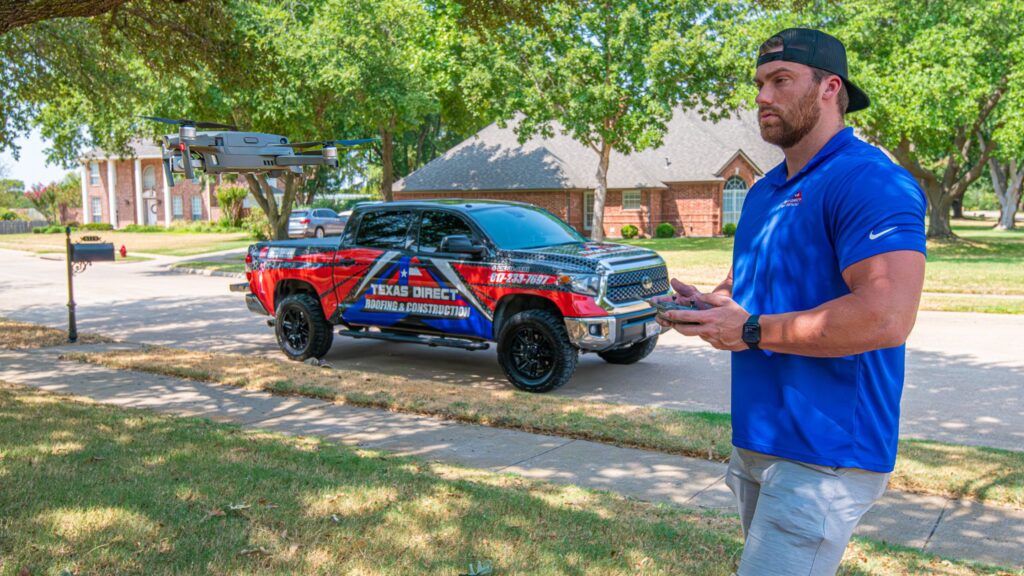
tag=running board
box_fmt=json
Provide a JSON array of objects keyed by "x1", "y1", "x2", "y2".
[{"x1": 337, "y1": 329, "x2": 490, "y2": 351}]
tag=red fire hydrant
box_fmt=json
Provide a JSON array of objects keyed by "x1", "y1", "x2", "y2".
[{"x1": 119, "y1": 245, "x2": 127, "y2": 258}]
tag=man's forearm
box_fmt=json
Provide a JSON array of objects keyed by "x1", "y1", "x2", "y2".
[{"x1": 759, "y1": 292, "x2": 914, "y2": 357}]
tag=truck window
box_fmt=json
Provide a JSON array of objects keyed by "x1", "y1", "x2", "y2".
[
  {"x1": 355, "y1": 210, "x2": 414, "y2": 249},
  {"x1": 416, "y1": 211, "x2": 475, "y2": 253}
]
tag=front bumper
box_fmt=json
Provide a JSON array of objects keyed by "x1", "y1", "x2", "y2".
[{"x1": 564, "y1": 308, "x2": 660, "y2": 352}]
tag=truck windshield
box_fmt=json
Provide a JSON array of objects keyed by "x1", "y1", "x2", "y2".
[{"x1": 473, "y1": 205, "x2": 585, "y2": 250}]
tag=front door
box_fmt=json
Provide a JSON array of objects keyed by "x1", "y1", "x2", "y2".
[{"x1": 145, "y1": 199, "x2": 158, "y2": 225}]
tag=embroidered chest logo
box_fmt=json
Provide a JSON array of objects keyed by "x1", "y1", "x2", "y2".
[{"x1": 780, "y1": 190, "x2": 803, "y2": 208}]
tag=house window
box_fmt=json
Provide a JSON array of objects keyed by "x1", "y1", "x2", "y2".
[
  {"x1": 191, "y1": 196, "x2": 203, "y2": 221},
  {"x1": 89, "y1": 161, "x2": 100, "y2": 185},
  {"x1": 623, "y1": 190, "x2": 641, "y2": 211},
  {"x1": 723, "y1": 176, "x2": 748, "y2": 226},
  {"x1": 91, "y1": 198, "x2": 102, "y2": 222},
  {"x1": 584, "y1": 191, "x2": 594, "y2": 230},
  {"x1": 142, "y1": 166, "x2": 156, "y2": 190},
  {"x1": 172, "y1": 196, "x2": 184, "y2": 220}
]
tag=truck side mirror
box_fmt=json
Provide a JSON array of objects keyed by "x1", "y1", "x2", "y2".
[{"x1": 440, "y1": 234, "x2": 485, "y2": 257}]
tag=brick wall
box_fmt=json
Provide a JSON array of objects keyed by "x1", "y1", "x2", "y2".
[
  {"x1": 114, "y1": 160, "x2": 136, "y2": 227},
  {"x1": 661, "y1": 182, "x2": 721, "y2": 237}
]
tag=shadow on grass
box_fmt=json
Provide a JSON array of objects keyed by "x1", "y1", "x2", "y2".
[{"x1": 0, "y1": 384, "x2": 745, "y2": 575}]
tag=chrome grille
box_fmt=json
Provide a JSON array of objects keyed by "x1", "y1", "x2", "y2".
[{"x1": 606, "y1": 266, "x2": 669, "y2": 304}]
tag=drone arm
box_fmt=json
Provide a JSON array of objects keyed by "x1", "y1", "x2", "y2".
[{"x1": 274, "y1": 156, "x2": 339, "y2": 168}]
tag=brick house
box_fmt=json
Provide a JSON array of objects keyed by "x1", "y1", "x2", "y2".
[
  {"x1": 78, "y1": 141, "x2": 220, "y2": 228},
  {"x1": 395, "y1": 109, "x2": 782, "y2": 237}
]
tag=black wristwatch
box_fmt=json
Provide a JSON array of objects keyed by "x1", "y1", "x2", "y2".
[{"x1": 742, "y1": 314, "x2": 761, "y2": 350}]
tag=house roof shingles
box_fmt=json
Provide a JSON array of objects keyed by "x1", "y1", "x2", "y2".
[{"x1": 396, "y1": 109, "x2": 783, "y2": 192}]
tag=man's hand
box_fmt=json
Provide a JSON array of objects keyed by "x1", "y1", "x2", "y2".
[
  {"x1": 649, "y1": 278, "x2": 711, "y2": 309},
  {"x1": 657, "y1": 292, "x2": 751, "y2": 351}
]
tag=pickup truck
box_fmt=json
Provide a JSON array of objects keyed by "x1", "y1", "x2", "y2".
[{"x1": 238, "y1": 200, "x2": 669, "y2": 392}]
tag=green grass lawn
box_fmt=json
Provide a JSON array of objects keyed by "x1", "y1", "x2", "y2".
[
  {"x1": 172, "y1": 257, "x2": 246, "y2": 274},
  {"x1": 1, "y1": 382, "x2": 1017, "y2": 576},
  {"x1": 622, "y1": 217, "x2": 1024, "y2": 313},
  {"x1": 0, "y1": 231, "x2": 253, "y2": 256}
]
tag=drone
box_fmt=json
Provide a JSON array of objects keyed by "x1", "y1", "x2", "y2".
[{"x1": 142, "y1": 116, "x2": 376, "y2": 186}]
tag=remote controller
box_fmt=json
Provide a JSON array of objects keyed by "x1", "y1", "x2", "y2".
[{"x1": 647, "y1": 299, "x2": 701, "y2": 325}]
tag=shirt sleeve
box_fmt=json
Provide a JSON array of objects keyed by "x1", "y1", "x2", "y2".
[{"x1": 828, "y1": 161, "x2": 928, "y2": 272}]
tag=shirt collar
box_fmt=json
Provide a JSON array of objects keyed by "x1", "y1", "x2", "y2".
[{"x1": 766, "y1": 127, "x2": 856, "y2": 187}]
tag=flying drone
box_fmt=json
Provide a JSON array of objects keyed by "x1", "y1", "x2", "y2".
[{"x1": 142, "y1": 116, "x2": 376, "y2": 186}]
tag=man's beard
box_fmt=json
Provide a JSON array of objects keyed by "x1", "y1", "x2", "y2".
[{"x1": 759, "y1": 84, "x2": 821, "y2": 148}]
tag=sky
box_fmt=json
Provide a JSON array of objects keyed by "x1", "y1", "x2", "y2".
[{"x1": 0, "y1": 130, "x2": 77, "y2": 188}]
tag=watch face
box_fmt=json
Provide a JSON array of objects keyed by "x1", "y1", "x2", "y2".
[{"x1": 743, "y1": 319, "x2": 760, "y2": 343}]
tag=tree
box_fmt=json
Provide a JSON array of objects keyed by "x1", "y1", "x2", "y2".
[
  {"x1": 476, "y1": 0, "x2": 738, "y2": 241},
  {"x1": 0, "y1": 0, "x2": 130, "y2": 35},
  {"x1": 814, "y1": 0, "x2": 1024, "y2": 238},
  {"x1": 989, "y1": 159, "x2": 1023, "y2": 230}
]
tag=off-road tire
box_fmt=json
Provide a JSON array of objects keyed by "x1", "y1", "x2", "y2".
[
  {"x1": 275, "y1": 293, "x2": 334, "y2": 361},
  {"x1": 315, "y1": 227, "x2": 325, "y2": 238},
  {"x1": 598, "y1": 335, "x2": 658, "y2": 365},
  {"x1": 497, "y1": 309, "x2": 578, "y2": 393}
]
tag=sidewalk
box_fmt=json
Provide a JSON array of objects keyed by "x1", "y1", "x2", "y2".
[{"x1": 1, "y1": 343, "x2": 1021, "y2": 570}]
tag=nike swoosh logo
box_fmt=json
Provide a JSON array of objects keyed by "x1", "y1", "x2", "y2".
[{"x1": 869, "y1": 227, "x2": 898, "y2": 240}]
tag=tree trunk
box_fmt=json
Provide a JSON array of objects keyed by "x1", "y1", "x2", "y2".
[
  {"x1": 951, "y1": 198, "x2": 964, "y2": 219},
  {"x1": 990, "y1": 158, "x2": 1023, "y2": 231},
  {"x1": 924, "y1": 182, "x2": 955, "y2": 239},
  {"x1": 244, "y1": 172, "x2": 298, "y2": 240},
  {"x1": 380, "y1": 116, "x2": 396, "y2": 202},
  {"x1": 591, "y1": 143, "x2": 612, "y2": 242}
]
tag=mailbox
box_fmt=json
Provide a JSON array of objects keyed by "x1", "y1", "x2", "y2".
[{"x1": 72, "y1": 242, "x2": 115, "y2": 263}]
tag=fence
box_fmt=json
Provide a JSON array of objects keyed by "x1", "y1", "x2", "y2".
[{"x1": 0, "y1": 220, "x2": 49, "y2": 234}]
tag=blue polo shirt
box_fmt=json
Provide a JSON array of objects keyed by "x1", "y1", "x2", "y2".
[{"x1": 731, "y1": 127, "x2": 926, "y2": 473}]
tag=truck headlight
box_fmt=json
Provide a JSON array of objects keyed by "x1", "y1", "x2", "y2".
[{"x1": 558, "y1": 273, "x2": 601, "y2": 297}]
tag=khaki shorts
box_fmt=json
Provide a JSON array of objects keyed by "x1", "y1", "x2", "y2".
[{"x1": 726, "y1": 447, "x2": 889, "y2": 576}]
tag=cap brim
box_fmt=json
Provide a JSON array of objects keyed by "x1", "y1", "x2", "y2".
[{"x1": 844, "y1": 77, "x2": 870, "y2": 112}]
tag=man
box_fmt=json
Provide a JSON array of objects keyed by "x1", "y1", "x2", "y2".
[{"x1": 655, "y1": 28, "x2": 927, "y2": 575}]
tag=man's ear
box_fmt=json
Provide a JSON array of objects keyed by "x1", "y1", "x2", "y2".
[{"x1": 822, "y1": 75, "x2": 843, "y2": 101}]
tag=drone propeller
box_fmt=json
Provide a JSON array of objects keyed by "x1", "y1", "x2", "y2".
[
  {"x1": 280, "y1": 138, "x2": 378, "y2": 149},
  {"x1": 140, "y1": 116, "x2": 238, "y2": 130}
]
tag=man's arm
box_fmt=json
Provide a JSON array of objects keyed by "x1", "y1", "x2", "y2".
[
  {"x1": 712, "y1": 266, "x2": 733, "y2": 297},
  {"x1": 663, "y1": 251, "x2": 925, "y2": 357}
]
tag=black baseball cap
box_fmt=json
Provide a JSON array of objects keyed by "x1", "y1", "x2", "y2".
[{"x1": 756, "y1": 28, "x2": 870, "y2": 113}]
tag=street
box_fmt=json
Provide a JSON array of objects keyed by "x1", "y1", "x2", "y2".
[{"x1": 3, "y1": 248, "x2": 1022, "y2": 451}]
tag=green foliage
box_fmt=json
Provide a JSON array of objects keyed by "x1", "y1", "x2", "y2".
[
  {"x1": 722, "y1": 223, "x2": 737, "y2": 237},
  {"x1": 244, "y1": 206, "x2": 272, "y2": 241},
  {"x1": 81, "y1": 223, "x2": 113, "y2": 231},
  {"x1": 655, "y1": 223, "x2": 676, "y2": 239},
  {"x1": 619, "y1": 224, "x2": 639, "y2": 239},
  {"x1": 32, "y1": 224, "x2": 65, "y2": 234},
  {"x1": 310, "y1": 197, "x2": 367, "y2": 213},
  {"x1": 215, "y1": 185, "x2": 249, "y2": 228},
  {"x1": 0, "y1": 178, "x2": 28, "y2": 208},
  {"x1": 0, "y1": 208, "x2": 23, "y2": 221}
]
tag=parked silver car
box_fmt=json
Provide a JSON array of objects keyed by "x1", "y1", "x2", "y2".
[{"x1": 287, "y1": 208, "x2": 348, "y2": 238}]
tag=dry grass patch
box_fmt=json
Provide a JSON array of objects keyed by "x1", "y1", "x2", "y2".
[
  {"x1": 64, "y1": 345, "x2": 1024, "y2": 510},
  {"x1": 62, "y1": 346, "x2": 733, "y2": 461},
  {"x1": 0, "y1": 318, "x2": 113, "y2": 349},
  {"x1": 1, "y1": 381, "x2": 1017, "y2": 576},
  {"x1": 0, "y1": 231, "x2": 251, "y2": 256}
]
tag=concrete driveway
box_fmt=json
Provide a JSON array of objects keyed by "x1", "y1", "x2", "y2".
[{"x1": 2, "y1": 248, "x2": 1021, "y2": 451}]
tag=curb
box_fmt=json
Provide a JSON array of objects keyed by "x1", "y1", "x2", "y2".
[{"x1": 164, "y1": 265, "x2": 245, "y2": 280}]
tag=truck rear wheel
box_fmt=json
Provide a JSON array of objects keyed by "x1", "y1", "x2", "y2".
[
  {"x1": 598, "y1": 335, "x2": 658, "y2": 365},
  {"x1": 497, "y1": 310, "x2": 577, "y2": 393},
  {"x1": 275, "y1": 293, "x2": 334, "y2": 361}
]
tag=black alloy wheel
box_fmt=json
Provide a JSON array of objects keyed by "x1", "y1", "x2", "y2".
[
  {"x1": 274, "y1": 293, "x2": 334, "y2": 361},
  {"x1": 497, "y1": 309, "x2": 578, "y2": 393},
  {"x1": 280, "y1": 307, "x2": 311, "y2": 355},
  {"x1": 509, "y1": 326, "x2": 556, "y2": 382}
]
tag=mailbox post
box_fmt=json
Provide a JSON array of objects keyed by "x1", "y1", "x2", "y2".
[{"x1": 65, "y1": 227, "x2": 115, "y2": 343}]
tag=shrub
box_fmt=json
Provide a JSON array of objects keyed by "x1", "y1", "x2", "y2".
[
  {"x1": 0, "y1": 209, "x2": 22, "y2": 221},
  {"x1": 122, "y1": 224, "x2": 165, "y2": 233},
  {"x1": 216, "y1": 185, "x2": 249, "y2": 227},
  {"x1": 722, "y1": 223, "x2": 737, "y2": 237},
  {"x1": 244, "y1": 206, "x2": 272, "y2": 240},
  {"x1": 620, "y1": 224, "x2": 639, "y2": 239},
  {"x1": 32, "y1": 224, "x2": 65, "y2": 234},
  {"x1": 655, "y1": 222, "x2": 676, "y2": 238},
  {"x1": 81, "y1": 223, "x2": 113, "y2": 231}
]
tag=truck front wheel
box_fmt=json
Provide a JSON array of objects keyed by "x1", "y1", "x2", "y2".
[
  {"x1": 597, "y1": 335, "x2": 658, "y2": 365},
  {"x1": 497, "y1": 310, "x2": 578, "y2": 393},
  {"x1": 275, "y1": 293, "x2": 334, "y2": 361}
]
